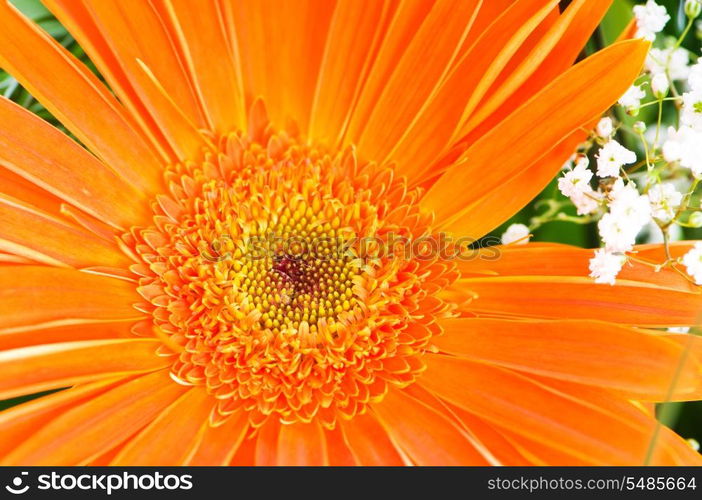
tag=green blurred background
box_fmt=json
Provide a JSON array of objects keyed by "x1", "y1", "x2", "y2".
[{"x1": 0, "y1": 0, "x2": 700, "y2": 452}]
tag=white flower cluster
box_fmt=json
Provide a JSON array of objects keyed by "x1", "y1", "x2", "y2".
[
  {"x1": 663, "y1": 61, "x2": 702, "y2": 174},
  {"x1": 598, "y1": 180, "x2": 652, "y2": 254},
  {"x1": 532, "y1": 1, "x2": 702, "y2": 289},
  {"x1": 557, "y1": 156, "x2": 601, "y2": 215},
  {"x1": 634, "y1": 0, "x2": 670, "y2": 41},
  {"x1": 583, "y1": 0, "x2": 702, "y2": 287},
  {"x1": 556, "y1": 133, "x2": 650, "y2": 285}
]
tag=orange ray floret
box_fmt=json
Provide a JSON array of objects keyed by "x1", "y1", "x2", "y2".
[{"x1": 0, "y1": 0, "x2": 700, "y2": 466}]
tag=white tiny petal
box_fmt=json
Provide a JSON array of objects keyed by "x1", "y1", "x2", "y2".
[
  {"x1": 651, "y1": 72, "x2": 669, "y2": 96},
  {"x1": 609, "y1": 180, "x2": 652, "y2": 227},
  {"x1": 682, "y1": 242, "x2": 702, "y2": 285},
  {"x1": 646, "y1": 47, "x2": 690, "y2": 81},
  {"x1": 688, "y1": 61, "x2": 702, "y2": 92},
  {"x1": 648, "y1": 182, "x2": 682, "y2": 221},
  {"x1": 571, "y1": 187, "x2": 601, "y2": 215},
  {"x1": 589, "y1": 249, "x2": 626, "y2": 285},
  {"x1": 596, "y1": 117, "x2": 614, "y2": 138},
  {"x1": 633, "y1": 0, "x2": 670, "y2": 41},
  {"x1": 663, "y1": 125, "x2": 702, "y2": 175},
  {"x1": 598, "y1": 213, "x2": 638, "y2": 253},
  {"x1": 618, "y1": 84, "x2": 646, "y2": 109},
  {"x1": 596, "y1": 140, "x2": 636, "y2": 177},
  {"x1": 557, "y1": 160, "x2": 593, "y2": 199},
  {"x1": 501, "y1": 224, "x2": 530, "y2": 245},
  {"x1": 681, "y1": 88, "x2": 702, "y2": 130}
]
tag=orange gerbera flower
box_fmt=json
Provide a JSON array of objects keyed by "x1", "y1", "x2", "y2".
[{"x1": 0, "y1": 0, "x2": 701, "y2": 466}]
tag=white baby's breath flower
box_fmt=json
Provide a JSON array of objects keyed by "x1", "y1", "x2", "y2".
[
  {"x1": 651, "y1": 72, "x2": 669, "y2": 97},
  {"x1": 663, "y1": 125, "x2": 702, "y2": 175},
  {"x1": 609, "y1": 180, "x2": 652, "y2": 227},
  {"x1": 598, "y1": 213, "x2": 639, "y2": 253},
  {"x1": 596, "y1": 140, "x2": 636, "y2": 177},
  {"x1": 572, "y1": 187, "x2": 601, "y2": 215},
  {"x1": 597, "y1": 180, "x2": 651, "y2": 253},
  {"x1": 596, "y1": 117, "x2": 613, "y2": 138},
  {"x1": 682, "y1": 242, "x2": 702, "y2": 284},
  {"x1": 558, "y1": 158, "x2": 601, "y2": 215},
  {"x1": 501, "y1": 223, "x2": 530, "y2": 245},
  {"x1": 646, "y1": 47, "x2": 690, "y2": 81},
  {"x1": 681, "y1": 88, "x2": 702, "y2": 129},
  {"x1": 688, "y1": 61, "x2": 702, "y2": 91},
  {"x1": 618, "y1": 84, "x2": 646, "y2": 111},
  {"x1": 589, "y1": 249, "x2": 626, "y2": 285},
  {"x1": 634, "y1": 0, "x2": 670, "y2": 41},
  {"x1": 558, "y1": 158, "x2": 592, "y2": 198},
  {"x1": 648, "y1": 182, "x2": 682, "y2": 221}
]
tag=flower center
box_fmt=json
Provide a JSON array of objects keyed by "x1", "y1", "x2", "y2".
[
  {"x1": 125, "y1": 114, "x2": 458, "y2": 428},
  {"x1": 213, "y1": 196, "x2": 362, "y2": 335}
]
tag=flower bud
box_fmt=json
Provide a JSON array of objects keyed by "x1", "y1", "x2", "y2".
[
  {"x1": 651, "y1": 72, "x2": 669, "y2": 98},
  {"x1": 689, "y1": 212, "x2": 702, "y2": 227},
  {"x1": 686, "y1": 0, "x2": 702, "y2": 19},
  {"x1": 596, "y1": 117, "x2": 613, "y2": 138},
  {"x1": 633, "y1": 121, "x2": 647, "y2": 134}
]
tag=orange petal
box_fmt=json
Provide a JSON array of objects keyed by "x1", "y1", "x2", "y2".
[
  {"x1": 308, "y1": 0, "x2": 395, "y2": 146},
  {"x1": 0, "y1": 1, "x2": 163, "y2": 194},
  {"x1": 1, "y1": 370, "x2": 186, "y2": 465},
  {"x1": 442, "y1": 402, "x2": 532, "y2": 465},
  {"x1": 0, "y1": 97, "x2": 151, "y2": 229},
  {"x1": 80, "y1": 0, "x2": 206, "y2": 133},
  {"x1": 42, "y1": 0, "x2": 173, "y2": 161},
  {"x1": 0, "y1": 267, "x2": 142, "y2": 330},
  {"x1": 184, "y1": 410, "x2": 250, "y2": 466},
  {"x1": 0, "y1": 339, "x2": 169, "y2": 400},
  {"x1": 339, "y1": 0, "x2": 433, "y2": 145},
  {"x1": 385, "y1": 0, "x2": 557, "y2": 182},
  {"x1": 434, "y1": 318, "x2": 702, "y2": 400},
  {"x1": 458, "y1": 242, "x2": 697, "y2": 292},
  {"x1": 349, "y1": 0, "x2": 482, "y2": 165},
  {"x1": 531, "y1": 375, "x2": 702, "y2": 465},
  {"x1": 229, "y1": 0, "x2": 336, "y2": 131},
  {"x1": 277, "y1": 421, "x2": 328, "y2": 466},
  {"x1": 0, "y1": 319, "x2": 135, "y2": 351},
  {"x1": 463, "y1": 1, "x2": 519, "y2": 50},
  {"x1": 0, "y1": 377, "x2": 126, "y2": 457},
  {"x1": 111, "y1": 387, "x2": 214, "y2": 465},
  {"x1": 422, "y1": 39, "x2": 648, "y2": 231},
  {"x1": 230, "y1": 434, "x2": 257, "y2": 466},
  {"x1": 323, "y1": 425, "x2": 357, "y2": 466},
  {"x1": 460, "y1": 0, "x2": 612, "y2": 142},
  {"x1": 0, "y1": 167, "x2": 67, "y2": 219},
  {"x1": 129, "y1": 57, "x2": 212, "y2": 160},
  {"x1": 162, "y1": 0, "x2": 246, "y2": 135},
  {"x1": 455, "y1": 275, "x2": 702, "y2": 326},
  {"x1": 339, "y1": 412, "x2": 406, "y2": 466},
  {"x1": 372, "y1": 388, "x2": 490, "y2": 465},
  {"x1": 255, "y1": 417, "x2": 281, "y2": 466},
  {"x1": 448, "y1": 129, "x2": 586, "y2": 238},
  {"x1": 0, "y1": 194, "x2": 131, "y2": 268},
  {"x1": 421, "y1": 355, "x2": 702, "y2": 465},
  {"x1": 493, "y1": 427, "x2": 593, "y2": 465}
]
